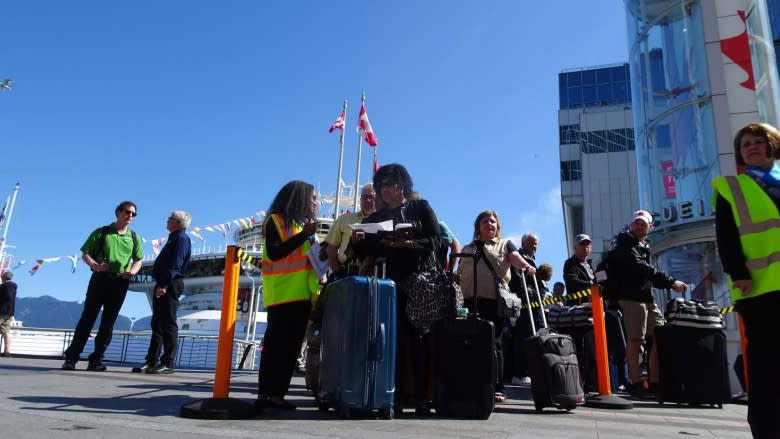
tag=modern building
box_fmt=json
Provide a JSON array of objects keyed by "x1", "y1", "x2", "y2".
[
  {"x1": 560, "y1": 1, "x2": 779, "y2": 394},
  {"x1": 558, "y1": 63, "x2": 638, "y2": 262},
  {"x1": 623, "y1": 0, "x2": 778, "y2": 392}
]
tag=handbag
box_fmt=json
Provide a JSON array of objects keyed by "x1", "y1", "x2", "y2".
[
  {"x1": 665, "y1": 298, "x2": 724, "y2": 329},
  {"x1": 478, "y1": 244, "x2": 521, "y2": 317},
  {"x1": 405, "y1": 255, "x2": 464, "y2": 329}
]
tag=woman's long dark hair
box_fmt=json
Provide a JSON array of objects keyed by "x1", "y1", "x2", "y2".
[
  {"x1": 373, "y1": 163, "x2": 414, "y2": 199},
  {"x1": 267, "y1": 180, "x2": 316, "y2": 228}
]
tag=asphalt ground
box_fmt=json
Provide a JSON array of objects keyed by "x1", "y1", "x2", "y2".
[{"x1": 0, "y1": 357, "x2": 751, "y2": 439}]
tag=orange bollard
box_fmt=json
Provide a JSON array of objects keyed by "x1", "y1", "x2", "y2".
[
  {"x1": 737, "y1": 314, "x2": 749, "y2": 394},
  {"x1": 583, "y1": 285, "x2": 632, "y2": 409},
  {"x1": 213, "y1": 245, "x2": 241, "y2": 398},
  {"x1": 590, "y1": 285, "x2": 611, "y2": 395},
  {"x1": 180, "y1": 245, "x2": 254, "y2": 419}
]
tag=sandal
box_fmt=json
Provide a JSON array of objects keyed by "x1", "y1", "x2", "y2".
[{"x1": 494, "y1": 392, "x2": 507, "y2": 403}]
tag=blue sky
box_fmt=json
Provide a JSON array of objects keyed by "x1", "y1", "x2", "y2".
[{"x1": 0, "y1": 1, "x2": 629, "y2": 320}]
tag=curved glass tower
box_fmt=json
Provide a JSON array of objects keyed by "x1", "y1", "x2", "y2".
[{"x1": 624, "y1": 0, "x2": 779, "y2": 306}]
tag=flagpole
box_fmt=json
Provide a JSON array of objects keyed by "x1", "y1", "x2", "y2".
[
  {"x1": 334, "y1": 100, "x2": 347, "y2": 219},
  {"x1": 353, "y1": 93, "x2": 366, "y2": 211},
  {"x1": 0, "y1": 183, "x2": 20, "y2": 273}
]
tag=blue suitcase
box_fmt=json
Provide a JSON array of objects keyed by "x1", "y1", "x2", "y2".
[{"x1": 317, "y1": 275, "x2": 397, "y2": 419}]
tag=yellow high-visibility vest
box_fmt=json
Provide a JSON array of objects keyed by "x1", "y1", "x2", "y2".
[
  {"x1": 712, "y1": 174, "x2": 780, "y2": 301},
  {"x1": 261, "y1": 214, "x2": 320, "y2": 308}
]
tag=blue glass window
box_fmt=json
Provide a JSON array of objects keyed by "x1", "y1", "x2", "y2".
[
  {"x1": 597, "y1": 84, "x2": 611, "y2": 104},
  {"x1": 567, "y1": 71, "x2": 582, "y2": 87},
  {"x1": 612, "y1": 82, "x2": 629, "y2": 103},
  {"x1": 612, "y1": 65, "x2": 627, "y2": 82},
  {"x1": 597, "y1": 68, "x2": 611, "y2": 84},
  {"x1": 583, "y1": 85, "x2": 598, "y2": 106},
  {"x1": 582, "y1": 69, "x2": 596, "y2": 85},
  {"x1": 561, "y1": 160, "x2": 582, "y2": 181},
  {"x1": 568, "y1": 87, "x2": 582, "y2": 107}
]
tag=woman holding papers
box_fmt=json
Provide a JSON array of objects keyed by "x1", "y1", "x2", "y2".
[
  {"x1": 352, "y1": 163, "x2": 441, "y2": 416},
  {"x1": 255, "y1": 180, "x2": 321, "y2": 413}
]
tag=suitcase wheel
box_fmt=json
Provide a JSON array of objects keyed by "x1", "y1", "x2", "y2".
[{"x1": 535, "y1": 403, "x2": 544, "y2": 412}]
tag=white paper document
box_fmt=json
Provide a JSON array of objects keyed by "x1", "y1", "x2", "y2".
[
  {"x1": 348, "y1": 219, "x2": 394, "y2": 234},
  {"x1": 306, "y1": 241, "x2": 330, "y2": 279}
]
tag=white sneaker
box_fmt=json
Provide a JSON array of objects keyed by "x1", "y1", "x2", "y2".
[{"x1": 511, "y1": 376, "x2": 532, "y2": 386}]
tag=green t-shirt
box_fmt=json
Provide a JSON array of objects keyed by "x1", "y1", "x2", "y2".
[{"x1": 80, "y1": 224, "x2": 144, "y2": 273}]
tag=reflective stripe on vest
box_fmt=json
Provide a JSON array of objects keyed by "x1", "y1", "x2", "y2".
[
  {"x1": 713, "y1": 175, "x2": 780, "y2": 300},
  {"x1": 261, "y1": 214, "x2": 317, "y2": 307}
]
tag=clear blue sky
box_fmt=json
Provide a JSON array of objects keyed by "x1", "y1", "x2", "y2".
[{"x1": 0, "y1": 1, "x2": 629, "y2": 320}]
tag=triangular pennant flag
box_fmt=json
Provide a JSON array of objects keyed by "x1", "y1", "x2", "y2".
[
  {"x1": 29, "y1": 260, "x2": 43, "y2": 276},
  {"x1": 66, "y1": 255, "x2": 79, "y2": 273}
]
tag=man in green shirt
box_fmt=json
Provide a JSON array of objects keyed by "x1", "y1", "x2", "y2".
[{"x1": 62, "y1": 201, "x2": 144, "y2": 371}]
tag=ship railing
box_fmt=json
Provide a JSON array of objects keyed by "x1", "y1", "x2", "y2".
[{"x1": 1, "y1": 327, "x2": 263, "y2": 371}]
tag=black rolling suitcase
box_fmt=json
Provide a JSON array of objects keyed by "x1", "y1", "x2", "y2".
[
  {"x1": 654, "y1": 325, "x2": 730, "y2": 407},
  {"x1": 522, "y1": 272, "x2": 585, "y2": 411},
  {"x1": 433, "y1": 252, "x2": 496, "y2": 419}
]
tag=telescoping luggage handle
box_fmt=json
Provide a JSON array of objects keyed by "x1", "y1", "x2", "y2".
[
  {"x1": 453, "y1": 251, "x2": 481, "y2": 317},
  {"x1": 519, "y1": 269, "x2": 548, "y2": 334}
]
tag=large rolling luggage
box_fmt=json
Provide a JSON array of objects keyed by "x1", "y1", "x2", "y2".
[
  {"x1": 433, "y1": 251, "x2": 496, "y2": 419},
  {"x1": 522, "y1": 273, "x2": 584, "y2": 411},
  {"x1": 317, "y1": 275, "x2": 397, "y2": 419},
  {"x1": 654, "y1": 325, "x2": 730, "y2": 408}
]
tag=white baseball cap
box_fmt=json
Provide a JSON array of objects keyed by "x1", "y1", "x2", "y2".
[{"x1": 632, "y1": 210, "x2": 653, "y2": 225}]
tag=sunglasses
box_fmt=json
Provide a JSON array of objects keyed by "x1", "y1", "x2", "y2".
[{"x1": 123, "y1": 209, "x2": 137, "y2": 217}]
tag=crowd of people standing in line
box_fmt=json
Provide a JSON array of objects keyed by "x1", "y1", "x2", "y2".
[{"x1": 29, "y1": 121, "x2": 779, "y2": 436}]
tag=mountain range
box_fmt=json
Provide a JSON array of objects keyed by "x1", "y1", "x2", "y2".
[{"x1": 14, "y1": 295, "x2": 151, "y2": 331}]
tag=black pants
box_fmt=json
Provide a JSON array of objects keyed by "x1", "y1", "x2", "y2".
[
  {"x1": 65, "y1": 272, "x2": 129, "y2": 364},
  {"x1": 257, "y1": 300, "x2": 311, "y2": 397},
  {"x1": 146, "y1": 278, "x2": 183, "y2": 366},
  {"x1": 737, "y1": 292, "x2": 780, "y2": 439}
]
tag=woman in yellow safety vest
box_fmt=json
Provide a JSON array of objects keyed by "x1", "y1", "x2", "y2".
[
  {"x1": 713, "y1": 122, "x2": 780, "y2": 439},
  {"x1": 255, "y1": 180, "x2": 320, "y2": 413}
]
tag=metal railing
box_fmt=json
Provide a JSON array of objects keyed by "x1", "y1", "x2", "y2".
[{"x1": 2, "y1": 327, "x2": 262, "y2": 370}]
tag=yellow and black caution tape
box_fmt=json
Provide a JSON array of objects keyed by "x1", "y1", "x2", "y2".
[
  {"x1": 520, "y1": 288, "x2": 593, "y2": 310},
  {"x1": 236, "y1": 247, "x2": 262, "y2": 270},
  {"x1": 519, "y1": 286, "x2": 737, "y2": 315}
]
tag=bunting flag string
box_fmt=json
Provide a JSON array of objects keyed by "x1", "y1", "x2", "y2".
[{"x1": 11, "y1": 210, "x2": 268, "y2": 276}]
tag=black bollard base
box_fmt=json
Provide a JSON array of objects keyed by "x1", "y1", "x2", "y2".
[
  {"x1": 180, "y1": 397, "x2": 256, "y2": 419},
  {"x1": 584, "y1": 393, "x2": 634, "y2": 410}
]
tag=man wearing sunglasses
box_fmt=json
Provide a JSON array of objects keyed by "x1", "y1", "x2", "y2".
[{"x1": 62, "y1": 201, "x2": 144, "y2": 371}]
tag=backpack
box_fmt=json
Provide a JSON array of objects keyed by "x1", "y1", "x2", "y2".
[{"x1": 594, "y1": 249, "x2": 619, "y2": 302}]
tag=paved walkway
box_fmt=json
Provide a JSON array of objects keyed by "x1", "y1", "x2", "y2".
[{"x1": 0, "y1": 357, "x2": 751, "y2": 438}]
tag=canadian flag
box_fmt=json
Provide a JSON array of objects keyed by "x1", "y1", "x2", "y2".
[
  {"x1": 357, "y1": 104, "x2": 378, "y2": 147},
  {"x1": 329, "y1": 112, "x2": 345, "y2": 133}
]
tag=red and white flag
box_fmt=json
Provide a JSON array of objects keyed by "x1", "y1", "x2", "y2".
[
  {"x1": 357, "y1": 104, "x2": 378, "y2": 147},
  {"x1": 329, "y1": 112, "x2": 345, "y2": 133}
]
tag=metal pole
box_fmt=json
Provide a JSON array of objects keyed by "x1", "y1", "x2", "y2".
[
  {"x1": 0, "y1": 183, "x2": 20, "y2": 272},
  {"x1": 353, "y1": 93, "x2": 366, "y2": 211},
  {"x1": 334, "y1": 100, "x2": 347, "y2": 219}
]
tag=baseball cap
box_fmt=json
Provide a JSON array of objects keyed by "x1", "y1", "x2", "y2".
[
  {"x1": 574, "y1": 233, "x2": 591, "y2": 244},
  {"x1": 632, "y1": 210, "x2": 653, "y2": 224}
]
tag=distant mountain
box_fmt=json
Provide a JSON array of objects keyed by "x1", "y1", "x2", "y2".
[{"x1": 14, "y1": 295, "x2": 151, "y2": 331}]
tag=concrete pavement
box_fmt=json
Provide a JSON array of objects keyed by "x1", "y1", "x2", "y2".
[{"x1": 0, "y1": 357, "x2": 751, "y2": 438}]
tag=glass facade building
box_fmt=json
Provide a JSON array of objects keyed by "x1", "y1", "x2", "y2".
[{"x1": 624, "y1": 0, "x2": 779, "y2": 313}]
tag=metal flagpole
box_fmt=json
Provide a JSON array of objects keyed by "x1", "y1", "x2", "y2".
[
  {"x1": 334, "y1": 100, "x2": 347, "y2": 219},
  {"x1": 353, "y1": 93, "x2": 366, "y2": 211},
  {"x1": 0, "y1": 183, "x2": 20, "y2": 273}
]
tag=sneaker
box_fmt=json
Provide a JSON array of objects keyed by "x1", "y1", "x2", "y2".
[
  {"x1": 146, "y1": 364, "x2": 174, "y2": 375},
  {"x1": 131, "y1": 362, "x2": 156, "y2": 373},
  {"x1": 61, "y1": 360, "x2": 76, "y2": 371},
  {"x1": 1, "y1": 352, "x2": 11, "y2": 357},
  {"x1": 627, "y1": 382, "x2": 655, "y2": 400},
  {"x1": 511, "y1": 376, "x2": 532, "y2": 386},
  {"x1": 87, "y1": 362, "x2": 107, "y2": 372}
]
